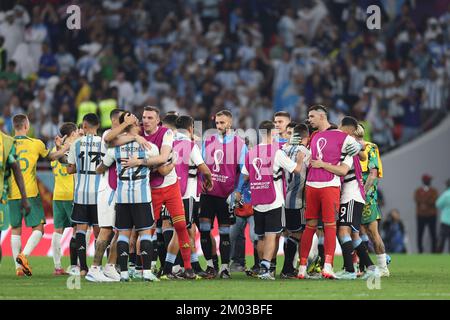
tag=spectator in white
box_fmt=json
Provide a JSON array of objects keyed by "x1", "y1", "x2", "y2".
[
  {"x1": 423, "y1": 68, "x2": 445, "y2": 111},
  {"x1": 180, "y1": 8, "x2": 203, "y2": 40},
  {"x1": 110, "y1": 70, "x2": 134, "y2": 111},
  {"x1": 237, "y1": 34, "x2": 256, "y2": 65},
  {"x1": 421, "y1": 66, "x2": 445, "y2": 129},
  {"x1": 215, "y1": 62, "x2": 239, "y2": 90},
  {"x1": 297, "y1": 0, "x2": 328, "y2": 42},
  {"x1": 370, "y1": 106, "x2": 396, "y2": 151},
  {"x1": 40, "y1": 112, "x2": 61, "y2": 149},
  {"x1": 205, "y1": 21, "x2": 225, "y2": 47},
  {"x1": 377, "y1": 60, "x2": 396, "y2": 99},
  {"x1": 77, "y1": 43, "x2": 101, "y2": 82},
  {"x1": 55, "y1": 44, "x2": 75, "y2": 74},
  {"x1": 0, "y1": 10, "x2": 27, "y2": 63},
  {"x1": 11, "y1": 43, "x2": 35, "y2": 79},
  {"x1": 272, "y1": 49, "x2": 295, "y2": 95},
  {"x1": 424, "y1": 17, "x2": 442, "y2": 42},
  {"x1": 348, "y1": 56, "x2": 367, "y2": 98},
  {"x1": 102, "y1": 0, "x2": 124, "y2": 30},
  {"x1": 131, "y1": 0, "x2": 150, "y2": 33},
  {"x1": 24, "y1": 8, "x2": 48, "y2": 72},
  {"x1": 29, "y1": 87, "x2": 52, "y2": 135},
  {"x1": 239, "y1": 59, "x2": 264, "y2": 90},
  {"x1": 277, "y1": 7, "x2": 296, "y2": 48}
]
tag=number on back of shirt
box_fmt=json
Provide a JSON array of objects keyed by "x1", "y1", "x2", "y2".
[
  {"x1": 78, "y1": 151, "x2": 104, "y2": 174},
  {"x1": 117, "y1": 158, "x2": 146, "y2": 181}
]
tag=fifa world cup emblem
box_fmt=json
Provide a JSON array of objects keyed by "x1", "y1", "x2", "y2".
[
  {"x1": 213, "y1": 150, "x2": 224, "y2": 172},
  {"x1": 316, "y1": 137, "x2": 327, "y2": 160},
  {"x1": 252, "y1": 158, "x2": 263, "y2": 181}
]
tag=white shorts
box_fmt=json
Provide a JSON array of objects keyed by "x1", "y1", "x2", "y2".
[{"x1": 97, "y1": 186, "x2": 116, "y2": 228}]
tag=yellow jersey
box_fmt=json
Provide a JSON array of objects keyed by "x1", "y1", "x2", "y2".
[
  {"x1": 51, "y1": 147, "x2": 74, "y2": 201},
  {"x1": 9, "y1": 136, "x2": 50, "y2": 200},
  {"x1": 360, "y1": 141, "x2": 383, "y2": 178}
]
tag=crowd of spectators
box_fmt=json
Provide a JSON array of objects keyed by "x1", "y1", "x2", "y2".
[{"x1": 0, "y1": 0, "x2": 449, "y2": 152}]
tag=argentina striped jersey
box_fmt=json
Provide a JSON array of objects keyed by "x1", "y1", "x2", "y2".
[
  {"x1": 102, "y1": 141, "x2": 158, "y2": 204},
  {"x1": 68, "y1": 135, "x2": 103, "y2": 205},
  {"x1": 283, "y1": 144, "x2": 310, "y2": 209}
]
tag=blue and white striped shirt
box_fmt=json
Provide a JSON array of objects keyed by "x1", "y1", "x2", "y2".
[
  {"x1": 283, "y1": 144, "x2": 310, "y2": 209},
  {"x1": 68, "y1": 135, "x2": 103, "y2": 205},
  {"x1": 102, "y1": 141, "x2": 158, "y2": 204}
]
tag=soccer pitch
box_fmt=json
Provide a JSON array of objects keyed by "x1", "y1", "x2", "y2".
[{"x1": 0, "y1": 255, "x2": 449, "y2": 300}]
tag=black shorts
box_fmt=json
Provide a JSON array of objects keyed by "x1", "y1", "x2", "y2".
[
  {"x1": 183, "y1": 198, "x2": 200, "y2": 229},
  {"x1": 284, "y1": 208, "x2": 306, "y2": 232},
  {"x1": 338, "y1": 200, "x2": 364, "y2": 232},
  {"x1": 115, "y1": 203, "x2": 154, "y2": 231},
  {"x1": 254, "y1": 207, "x2": 283, "y2": 237},
  {"x1": 199, "y1": 194, "x2": 233, "y2": 225},
  {"x1": 71, "y1": 204, "x2": 98, "y2": 226}
]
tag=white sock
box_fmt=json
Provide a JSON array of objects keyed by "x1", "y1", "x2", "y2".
[
  {"x1": 172, "y1": 264, "x2": 182, "y2": 273},
  {"x1": 151, "y1": 261, "x2": 157, "y2": 270},
  {"x1": 298, "y1": 265, "x2": 307, "y2": 275},
  {"x1": 11, "y1": 235, "x2": 21, "y2": 269},
  {"x1": 143, "y1": 269, "x2": 153, "y2": 278},
  {"x1": 52, "y1": 232, "x2": 63, "y2": 269},
  {"x1": 120, "y1": 271, "x2": 129, "y2": 279},
  {"x1": 85, "y1": 228, "x2": 91, "y2": 245},
  {"x1": 206, "y1": 259, "x2": 214, "y2": 268},
  {"x1": 377, "y1": 254, "x2": 387, "y2": 268},
  {"x1": 220, "y1": 264, "x2": 229, "y2": 272},
  {"x1": 324, "y1": 263, "x2": 333, "y2": 272},
  {"x1": 23, "y1": 230, "x2": 43, "y2": 256}
]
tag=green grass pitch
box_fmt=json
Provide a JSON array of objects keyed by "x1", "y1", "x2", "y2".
[{"x1": 0, "y1": 254, "x2": 449, "y2": 300}]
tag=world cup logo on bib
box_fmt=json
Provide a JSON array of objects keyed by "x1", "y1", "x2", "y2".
[
  {"x1": 316, "y1": 137, "x2": 327, "y2": 160},
  {"x1": 213, "y1": 150, "x2": 224, "y2": 172},
  {"x1": 252, "y1": 158, "x2": 263, "y2": 181}
]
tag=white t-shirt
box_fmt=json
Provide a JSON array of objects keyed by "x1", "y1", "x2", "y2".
[
  {"x1": 307, "y1": 135, "x2": 359, "y2": 189},
  {"x1": 144, "y1": 128, "x2": 178, "y2": 188},
  {"x1": 340, "y1": 155, "x2": 365, "y2": 204},
  {"x1": 175, "y1": 132, "x2": 205, "y2": 200},
  {"x1": 242, "y1": 148, "x2": 297, "y2": 212},
  {"x1": 98, "y1": 129, "x2": 111, "y2": 192}
]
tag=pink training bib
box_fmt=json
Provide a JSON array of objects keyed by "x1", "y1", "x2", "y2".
[
  {"x1": 246, "y1": 143, "x2": 278, "y2": 206},
  {"x1": 307, "y1": 130, "x2": 348, "y2": 183},
  {"x1": 204, "y1": 134, "x2": 245, "y2": 198}
]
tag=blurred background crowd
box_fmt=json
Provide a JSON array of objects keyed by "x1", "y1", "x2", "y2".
[{"x1": 0, "y1": 0, "x2": 449, "y2": 153}]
